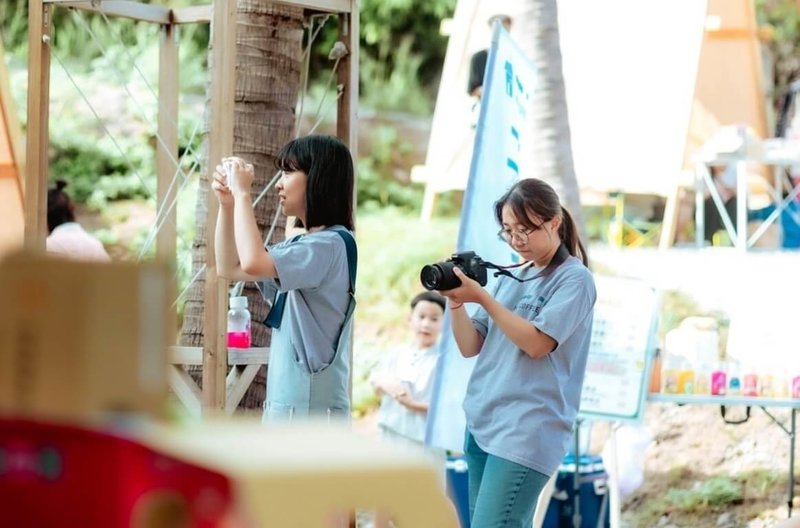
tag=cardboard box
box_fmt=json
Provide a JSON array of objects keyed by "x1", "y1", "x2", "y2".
[{"x1": 0, "y1": 252, "x2": 171, "y2": 421}]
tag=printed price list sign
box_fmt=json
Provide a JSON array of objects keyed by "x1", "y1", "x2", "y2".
[{"x1": 579, "y1": 276, "x2": 659, "y2": 421}]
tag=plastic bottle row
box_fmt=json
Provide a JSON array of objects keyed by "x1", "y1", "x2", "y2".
[{"x1": 659, "y1": 358, "x2": 800, "y2": 398}]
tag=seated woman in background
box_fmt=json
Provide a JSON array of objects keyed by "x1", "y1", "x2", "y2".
[{"x1": 46, "y1": 180, "x2": 111, "y2": 262}]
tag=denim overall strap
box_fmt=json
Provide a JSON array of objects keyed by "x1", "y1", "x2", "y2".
[{"x1": 263, "y1": 234, "x2": 303, "y2": 329}]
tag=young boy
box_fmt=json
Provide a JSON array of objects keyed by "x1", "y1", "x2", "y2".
[{"x1": 370, "y1": 291, "x2": 446, "y2": 445}]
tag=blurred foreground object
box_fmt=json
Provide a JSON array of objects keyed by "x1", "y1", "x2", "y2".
[{"x1": 0, "y1": 252, "x2": 171, "y2": 422}]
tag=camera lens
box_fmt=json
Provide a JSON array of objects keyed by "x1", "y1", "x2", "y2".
[
  {"x1": 420, "y1": 264, "x2": 443, "y2": 291},
  {"x1": 420, "y1": 261, "x2": 461, "y2": 291}
]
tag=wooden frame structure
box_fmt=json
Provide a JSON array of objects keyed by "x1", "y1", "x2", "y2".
[{"x1": 24, "y1": 0, "x2": 359, "y2": 415}]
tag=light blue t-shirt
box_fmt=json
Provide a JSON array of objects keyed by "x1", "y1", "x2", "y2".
[
  {"x1": 463, "y1": 256, "x2": 596, "y2": 475},
  {"x1": 259, "y1": 227, "x2": 352, "y2": 373}
]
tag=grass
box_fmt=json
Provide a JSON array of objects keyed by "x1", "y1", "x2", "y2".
[{"x1": 623, "y1": 466, "x2": 786, "y2": 527}]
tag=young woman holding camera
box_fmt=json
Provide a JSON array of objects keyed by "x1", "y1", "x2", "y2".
[
  {"x1": 211, "y1": 135, "x2": 356, "y2": 421},
  {"x1": 438, "y1": 178, "x2": 596, "y2": 528}
]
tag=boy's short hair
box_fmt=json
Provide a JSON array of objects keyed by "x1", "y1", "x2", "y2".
[{"x1": 410, "y1": 291, "x2": 446, "y2": 312}]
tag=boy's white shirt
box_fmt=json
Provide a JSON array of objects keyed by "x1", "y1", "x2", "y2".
[{"x1": 372, "y1": 342, "x2": 440, "y2": 444}]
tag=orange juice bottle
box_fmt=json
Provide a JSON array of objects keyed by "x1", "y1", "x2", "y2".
[{"x1": 677, "y1": 363, "x2": 695, "y2": 395}]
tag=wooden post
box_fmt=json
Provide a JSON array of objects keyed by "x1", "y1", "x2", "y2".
[
  {"x1": 337, "y1": 2, "x2": 359, "y2": 155},
  {"x1": 203, "y1": 0, "x2": 237, "y2": 413},
  {"x1": 156, "y1": 23, "x2": 178, "y2": 266},
  {"x1": 24, "y1": 0, "x2": 52, "y2": 252}
]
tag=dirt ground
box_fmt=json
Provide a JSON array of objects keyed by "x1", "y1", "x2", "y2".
[{"x1": 614, "y1": 402, "x2": 798, "y2": 527}]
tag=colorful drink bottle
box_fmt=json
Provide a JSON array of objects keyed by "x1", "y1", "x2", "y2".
[{"x1": 227, "y1": 295, "x2": 251, "y2": 349}]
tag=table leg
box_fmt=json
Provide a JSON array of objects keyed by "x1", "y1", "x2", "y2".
[{"x1": 790, "y1": 409, "x2": 796, "y2": 517}]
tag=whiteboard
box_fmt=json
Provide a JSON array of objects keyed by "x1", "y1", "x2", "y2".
[{"x1": 578, "y1": 276, "x2": 659, "y2": 421}]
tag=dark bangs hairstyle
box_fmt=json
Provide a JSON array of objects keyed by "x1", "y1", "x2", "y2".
[
  {"x1": 494, "y1": 178, "x2": 588, "y2": 266},
  {"x1": 274, "y1": 135, "x2": 355, "y2": 231},
  {"x1": 47, "y1": 180, "x2": 76, "y2": 233}
]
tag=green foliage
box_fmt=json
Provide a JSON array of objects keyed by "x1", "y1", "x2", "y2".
[
  {"x1": 357, "y1": 125, "x2": 422, "y2": 211},
  {"x1": 665, "y1": 476, "x2": 743, "y2": 512},
  {"x1": 307, "y1": 0, "x2": 455, "y2": 115},
  {"x1": 756, "y1": 0, "x2": 800, "y2": 112},
  {"x1": 355, "y1": 208, "x2": 459, "y2": 330},
  {"x1": 359, "y1": 36, "x2": 432, "y2": 115}
]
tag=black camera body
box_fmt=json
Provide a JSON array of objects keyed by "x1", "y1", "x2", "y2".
[{"x1": 420, "y1": 251, "x2": 488, "y2": 291}]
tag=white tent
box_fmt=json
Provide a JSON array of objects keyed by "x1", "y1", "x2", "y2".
[{"x1": 416, "y1": 0, "x2": 769, "y2": 232}]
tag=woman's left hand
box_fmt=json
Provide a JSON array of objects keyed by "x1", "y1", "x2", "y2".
[
  {"x1": 223, "y1": 156, "x2": 255, "y2": 197},
  {"x1": 438, "y1": 267, "x2": 487, "y2": 307}
]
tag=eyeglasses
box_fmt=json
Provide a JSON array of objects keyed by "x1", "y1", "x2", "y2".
[{"x1": 497, "y1": 224, "x2": 542, "y2": 245}]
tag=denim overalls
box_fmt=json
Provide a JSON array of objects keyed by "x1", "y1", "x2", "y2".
[{"x1": 263, "y1": 228, "x2": 356, "y2": 422}]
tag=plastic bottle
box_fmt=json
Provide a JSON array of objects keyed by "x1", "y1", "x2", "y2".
[
  {"x1": 227, "y1": 296, "x2": 251, "y2": 349},
  {"x1": 677, "y1": 358, "x2": 695, "y2": 395},
  {"x1": 694, "y1": 363, "x2": 711, "y2": 395},
  {"x1": 742, "y1": 365, "x2": 759, "y2": 397},
  {"x1": 649, "y1": 349, "x2": 662, "y2": 394},
  {"x1": 792, "y1": 375, "x2": 800, "y2": 399},
  {"x1": 661, "y1": 353, "x2": 680, "y2": 394},
  {"x1": 710, "y1": 362, "x2": 727, "y2": 396},
  {"x1": 727, "y1": 361, "x2": 742, "y2": 396}
]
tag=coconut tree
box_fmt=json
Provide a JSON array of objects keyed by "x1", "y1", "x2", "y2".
[
  {"x1": 517, "y1": 0, "x2": 587, "y2": 241},
  {"x1": 180, "y1": 1, "x2": 304, "y2": 409}
]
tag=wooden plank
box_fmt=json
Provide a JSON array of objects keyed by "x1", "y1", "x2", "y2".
[
  {"x1": 156, "y1": 23, "x2": 178, "y2": 268},
  {"x1": 169, "y1": 346, "x2": 203, "y2": 365},
  {"x1": 168, "y1": 365, "x2": 202, "y2": 417},
  {"x1": 272, "y1": 0, "x2": 350, "y2": 13},
  {"x1": 202, "y1": 0, "x2": 237, "y2": 413},
  {"x1": 169, "y1": 346, "x2": 269, "y2": 366},
  {"x1": 23, "y1": 1, "x2": 51, "y2": 252},
  {"x1": 45, "y1": 1, "x2": 171, "y2": 24},
  {"x1": 225, "y1": 364, "x2": 262, "y2": 414},
  {"x1": 336, "y1": 1, "x2": 359, "y2": 399},
  {"x1": 336, "y1": 6, "x2": 359, "y2": 153},
  {"x1": 170, "y1": 5, "x2": 212, "y2": 24},
  {"x1": 229, "y1": 347, "x2": 270, "y2": 365}
]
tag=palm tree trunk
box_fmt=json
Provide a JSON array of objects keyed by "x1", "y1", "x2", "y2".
[
  {"x1": 180, "y1": 0, "x2": 304, "y2": 410},
  {"x1": 517, "y1": 0, "x2": 587, "y2": 241}
]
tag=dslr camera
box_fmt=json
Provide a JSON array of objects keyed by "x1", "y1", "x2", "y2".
[{"x1": 420, "y1": 251, "x2": 488, "y2": 291}]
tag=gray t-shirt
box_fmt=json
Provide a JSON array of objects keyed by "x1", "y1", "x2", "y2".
[
  {"x1": 463, "y1": 256, "x2": 596, "y2": 475},
  {"x1": 259, "y1": 227, "x2": 352, "y2": 373}
]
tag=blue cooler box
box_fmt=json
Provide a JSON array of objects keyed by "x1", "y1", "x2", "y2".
[
  {"x1": 446, "y1": 455, "x2": 470, "y2": 528},
  {"x1": 542, "y1": 454, "x2": 610, "y2": 528}
]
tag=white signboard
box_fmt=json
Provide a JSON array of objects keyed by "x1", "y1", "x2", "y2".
[{"x1": 579, "y1": 276, "x2": 659, "y2": 421}]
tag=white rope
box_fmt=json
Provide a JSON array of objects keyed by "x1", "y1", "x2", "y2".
[
  {"x1": 305, "y1": 56, "x2": 343, "y2": 136},
  {"x1": 137, "y1": 120, "x2": 204, "y2": 259},
  {"x1": 252, "y1": 169, "x2": 282, "y2": 207},
  {"x1": 73, "y1": 9, "x2": 199, "y2": 190},
  {"x1": 137, "y1": 154, "x2": 202, "y2": 260},
  {"x1": 50, "y1": 48, "x2": 156, "y2": 200},
  {"x1": 173, "y1": 263, "x2": 205, "y2": 309},
  {"x1": 64, "y1": 8, "x2": 209, "y2": 261},
  {"x1": 295, "y1": 14, "x2": 331, "y2": 137}
]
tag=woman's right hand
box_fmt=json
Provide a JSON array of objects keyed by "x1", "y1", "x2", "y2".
[{"x1": 211, "y1": 163, "x2": 234, "y2": 207}]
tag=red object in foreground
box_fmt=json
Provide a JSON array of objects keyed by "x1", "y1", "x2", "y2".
[{"x1": 0, "y1": 418, "x2": 235, "y2": 528}]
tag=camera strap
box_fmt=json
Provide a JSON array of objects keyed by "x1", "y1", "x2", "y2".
[{"x1": 487, "y1": 243, "x2": 569, "y2": 284}]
